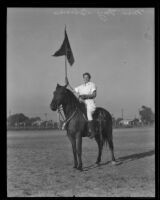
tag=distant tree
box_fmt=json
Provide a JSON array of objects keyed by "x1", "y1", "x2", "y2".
[
  {"x1": 47, "y1": 120, "x2": 54, "y2": 128},
  {"x1": 115, "y1": 118, "x2": 123, "y2": 127},
  {"x1": 30, "y1": 117, "x2": 41, "y2": 121},
  {"x1": 139, "y1": 106, "x2": 155, "y2": 125},
  {"x1": 53, "y1": 122, "x2": 59, "y2": 129},
  {"x1": 41, "y1": 121, "x2": 47, "y2": 127},
  {"x1": 111, "y1": 115, "x2": 116, "y2": 127},
  {"x1": 25, "y1": 117, "x2": 41, "y2": 126},
  {"x1": 7, "y1": 113, "x2": 29, "y2": 127},
  {"x1": 131, "y1": 118, "x2": 140, "y2": 127}
]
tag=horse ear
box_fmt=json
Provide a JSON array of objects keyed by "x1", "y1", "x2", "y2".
[{"x1": 57, "y1": 83, "x2": 60, "y2": 87}]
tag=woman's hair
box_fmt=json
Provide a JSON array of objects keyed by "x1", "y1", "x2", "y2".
[{"x1": 83, "y1": 72, "x2": 91, "y2": 79}]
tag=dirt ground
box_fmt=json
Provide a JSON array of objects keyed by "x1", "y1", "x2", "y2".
[{"x1": 7, "y1": 127, "x2": 155, "y2": 197}]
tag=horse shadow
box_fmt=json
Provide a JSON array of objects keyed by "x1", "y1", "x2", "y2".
[
  {"x1": 83, "y1": 149, "x2": 155, "y2": 171},
  {"x1": 117, "y1": 149, "x2": 155, "y2": 163}
]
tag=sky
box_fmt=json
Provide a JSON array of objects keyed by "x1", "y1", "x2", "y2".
[{"x1": 7, "y1": 8, "x2": 154, "y2": 121}]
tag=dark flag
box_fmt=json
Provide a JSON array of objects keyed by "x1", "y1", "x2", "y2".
[{"x1": 53, "y1": 28, "x2": 75, "y2": 66}]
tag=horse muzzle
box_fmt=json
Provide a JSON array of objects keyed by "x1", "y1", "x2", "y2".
[{"x1": 50, "y1": 103, "x2": 57, "y2": 111}]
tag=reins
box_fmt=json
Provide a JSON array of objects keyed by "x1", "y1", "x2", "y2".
[
  {"x1": 57, "y1": 105, "x2": 65, "y2": 121},
  {"x1": 57, "y1": 102, "x2": 87, "y2": 130},
  {"x1": 57, "y1": 105, "x2": 79, "y2": 130}
]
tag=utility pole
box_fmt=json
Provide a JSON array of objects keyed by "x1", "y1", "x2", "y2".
[
  {"x1": 44, "y1": 113, "x2": 47, "y2": 120},
  {"x1": 138, "y1": 109, "x2": 141, "y2": 119},
  {"x1": 44, "y1": 113, "x2": 48, "y2": 128},
  {"x1": 121, "y1": 108, "x2": 124, "y2": 119}
]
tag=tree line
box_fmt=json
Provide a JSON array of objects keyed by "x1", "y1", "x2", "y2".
[
  {"x1": 7, "y1": 105, "x2": 154, "y2": 129},
  {"x1": 7, "y1": 113, "x2": 59, "y2": 129},
  {"x1": 112, "y1": 105, "x2": 155, "y2": 128}
]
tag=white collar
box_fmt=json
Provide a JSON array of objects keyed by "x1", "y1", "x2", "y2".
[{"x1": 84, "y1": 81, "x2": 90, "y2": 86}]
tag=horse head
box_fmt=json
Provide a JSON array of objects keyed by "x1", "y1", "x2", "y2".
[{"x1": 50, "y1": 83, "x2": 67, "y2": 111}]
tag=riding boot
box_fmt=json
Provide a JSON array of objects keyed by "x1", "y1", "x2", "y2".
[{"x1": 88, "y1": 120, "x2": 96, "y2": 139}]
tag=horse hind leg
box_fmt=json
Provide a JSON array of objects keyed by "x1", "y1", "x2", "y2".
[
  {"x1": 107, "y1": 132, "x2": 116, "y2": 163},
  {"x1": 95, "y1": 134, "x2": 103, "y2": 164}
]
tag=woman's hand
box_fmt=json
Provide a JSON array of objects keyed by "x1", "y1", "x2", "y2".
[
  {"x1": 79, "y1": 96, "x2": 85, "y2": 103},
  {"x1": 79, "y1": 95, "x2": 88, "y2": 100}
]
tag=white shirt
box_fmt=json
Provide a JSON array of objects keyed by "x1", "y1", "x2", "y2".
[{"x1": 75, "y1": 82, "x2": 97, "y2": 110}]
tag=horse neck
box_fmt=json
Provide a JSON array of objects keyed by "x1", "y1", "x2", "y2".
[{"x1": 62, "y1": 96, "x2": 77, "y2": 118}]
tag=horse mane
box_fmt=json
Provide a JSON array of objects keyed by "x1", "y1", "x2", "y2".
[{"x1": 65, "y1": 87, "x2": 86, "y2": 115}]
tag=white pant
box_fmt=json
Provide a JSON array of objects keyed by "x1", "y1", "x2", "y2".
[
  {"x1": 84, "y1": 99, "x2": 96, "y2": 121},
  {"x1": 86, "y1": 104, "x2": 96, "y2": 121}
]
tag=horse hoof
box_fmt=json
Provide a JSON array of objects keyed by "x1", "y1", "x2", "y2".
[
  {"x1": 77, "y1": 166, "x2": 83, "y2": 171},
  {"x1": 111, "y1": 161, "x2": 117, "y2": 165},
  {"x1": 95, "y1": 161, "x2": 100, "y2": 165},
  {"x1": 73, "y1": 166, "x2": 77, "y2": 169}
]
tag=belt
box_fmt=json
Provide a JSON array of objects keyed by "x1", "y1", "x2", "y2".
[
  {"x1": 79, "y1": 95, "x2": 94, "y2": 100},
  {"x1": 86, "y1": 96, "x2": 94, "y2": 99}
]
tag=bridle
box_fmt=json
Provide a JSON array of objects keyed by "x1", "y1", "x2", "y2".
[
  {"x1": 57, "y1": 105, "x2": 65, "y2": 121},
  {"x1": 54, "y1": 86, "x2": 87, "y2": 129},
  {"x1": 57, "y1": 104, "x2": 87, "y2": 130},
  {"x1": 57, "y1": 105, "x2": 78, "y2": 130}
]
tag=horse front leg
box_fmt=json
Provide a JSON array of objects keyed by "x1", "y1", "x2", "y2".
[
  {"x1": 72, "y1": 140, "x2": 78, "y2": 168},
  {"x1": 76, "y1": 133, "x2": 83, "y2": 170},
  {"x1": 67, "y1": 133, "x2": 78, "y2": 168}
]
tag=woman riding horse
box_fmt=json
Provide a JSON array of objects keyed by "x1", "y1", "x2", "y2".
[
  {"x1": 66, "y1": 72, "x2": 97, "y2": 139},
  {"x1": 50, "y1": 79, "x2": 116, "y2": 170}
]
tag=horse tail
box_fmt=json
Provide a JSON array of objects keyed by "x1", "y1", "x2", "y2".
[
  {"x1": 98, "y1": 108, "x2": 113, "y2": 149},
  {"x1": 98, "y1": 111, "x2": 106, "y2": 148},
  {"x1": 104, "y1": 123, "x2": 112, "y2": 149}
]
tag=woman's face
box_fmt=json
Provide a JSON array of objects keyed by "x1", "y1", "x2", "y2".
[{"x1": 83, "y1": 74, "x2": 90, "y2": 84}]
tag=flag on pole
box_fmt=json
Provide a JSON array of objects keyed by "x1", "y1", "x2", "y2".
[{"x1": 52, "y1": 28, "x2": 75, "y2": 66}]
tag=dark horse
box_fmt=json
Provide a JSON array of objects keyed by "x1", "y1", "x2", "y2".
[{"x1": 50, "y1": 83, "x2": 116, "y2": 170}]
